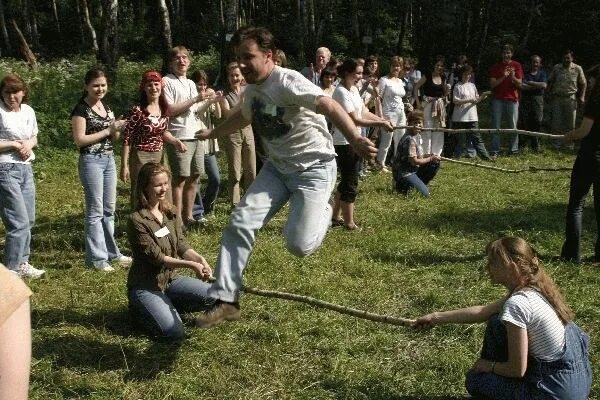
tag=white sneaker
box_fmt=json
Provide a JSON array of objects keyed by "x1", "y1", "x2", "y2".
[
  {"x1": 15, "y1": 262, "x2": 45, "y2": 279},
  {"x1": 113, "y1": 255, "x2": 132, "y2": 266},
  {"x1": 94, "y1": 262, "x2": 115, "y2": 272}
]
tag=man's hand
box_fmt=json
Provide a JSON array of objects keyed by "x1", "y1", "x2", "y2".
[
  {"x1": 350, "y1": 135, "x2": 377, "y2": 158},
  {"x1": 196, "y1": 129, "x2": 213, "y2": 141},
  {"x1": 174, "y1": 139, "x2": 187, "y2": 152}
]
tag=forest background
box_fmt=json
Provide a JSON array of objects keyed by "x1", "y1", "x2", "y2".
[{"x1": 1, "y1": 0, "x2": 599, "y2": 83}]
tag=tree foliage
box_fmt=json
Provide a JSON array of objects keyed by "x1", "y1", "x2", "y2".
[{"x1": 0, "y1": 0, "x2": 598, "y2": 78}]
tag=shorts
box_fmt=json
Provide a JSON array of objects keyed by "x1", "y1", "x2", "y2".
[{"x1": 166, "y1": 140, "x2": 204, "y2": 178}]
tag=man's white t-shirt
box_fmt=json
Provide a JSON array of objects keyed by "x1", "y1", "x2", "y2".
[
  {"x1": 162, "y1": 73, "x2": 199, "y2": 140},
  {"x1": 331, "y1": 85, "x2": 362, "y2": 146},
  {"x1": 240, "y1": 66, "x2": 335, "y2": 173},
  {"x1": 0, "y1": 102, "x2": 37, "y2": 163}
]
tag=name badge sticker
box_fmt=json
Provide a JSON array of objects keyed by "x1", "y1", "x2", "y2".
[{"x1": 154, "y1": 226, "x2": 170, "y2": 238}]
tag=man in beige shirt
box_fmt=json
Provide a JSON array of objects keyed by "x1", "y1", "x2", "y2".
[{"x1": 547, "y1": 50, "x2": 587, "y2": 149}]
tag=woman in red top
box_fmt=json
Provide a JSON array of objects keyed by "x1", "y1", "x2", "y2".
[{"x1": 121, "y1": 71, "x2": 185, "y2": 208}]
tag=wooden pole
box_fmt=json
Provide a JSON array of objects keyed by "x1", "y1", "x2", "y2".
[
  {"x1": 394, "y1": 126, "x2": 563, "y2": 139},
  {"x1": 440, "y1": 156, "x2": 571, "y2": 173},
  {"x1": 241, "y1": 285, "x2": 415, "y2": 327}
]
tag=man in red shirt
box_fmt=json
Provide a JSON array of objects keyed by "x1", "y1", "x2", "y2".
[{"x1": 489, "y1": 44, "x2": 523, "y2": 156}]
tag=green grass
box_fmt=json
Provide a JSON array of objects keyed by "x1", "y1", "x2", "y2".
[{"x1": 11, "y1": 145, "x2": 596, "y2": 399}]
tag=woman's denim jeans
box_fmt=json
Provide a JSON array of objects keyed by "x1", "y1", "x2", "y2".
[
  {"x1": 0, "y1": 163, "x2": 35, "y2": 269},
  {"x1": 208, "y1": 159, "x2": 336, "y2": 303},
  {"x1": 128, "y1": 276, "x2": 216, "y2": 340},
  {"x1": 465, "y1": 314, "x2": 592, "y2": 399},
  {"x1": 78, "y1": 153, "x2": 122, "y2": 267},
  {"x1": 561, "y1": 154, "x2": 600, "y2": 262}
]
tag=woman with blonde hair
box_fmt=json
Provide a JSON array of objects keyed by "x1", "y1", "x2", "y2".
[
  {"x1": 413, "y1": 237, "x2": 591, "y2": 399},
  {"x1": 127, "y1": 162, "x2": 215, "y2": 340}
]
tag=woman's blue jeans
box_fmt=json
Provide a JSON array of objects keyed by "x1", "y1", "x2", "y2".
[
  {"x1": 128, "y1": 276, "x2": 216, "y2": 340},
  {"x1": 0, "y1": 163, "x2": 35, "y2": 269},
  {"x1": 78, "y1": 153, "x2": 123, "y2": 267},
  {"x1": 465, "y1": 314, "x2": 592, "y2": 399}
]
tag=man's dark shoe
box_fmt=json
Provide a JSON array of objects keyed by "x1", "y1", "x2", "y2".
[{"x1": 196, "y1": 301, "x2": 241, "y2": 328}]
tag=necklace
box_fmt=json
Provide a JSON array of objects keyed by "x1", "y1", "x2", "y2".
[{"x1": 175, "y1": 75, "x2": 193, "y2": 99}]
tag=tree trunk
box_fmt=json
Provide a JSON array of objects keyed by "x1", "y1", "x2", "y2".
[
  {"x1": 30, "y1": 0, "x2": 39, "y2": 48},
  {"x1": 10, "y1": 18, "x2": 38, "y2": 69},
  {"x1": 51, "y1": 0, "x2": 61, "y2": 33},
  {"x1": 157, "y1": 0, "x2": 172, "y2": 53},
  {"x1": 218, "y1": 0, "x2": 237, "y2": 87},
  {"x1": 351, "y1": 0, "x2": 360, "y2": 53},
  {"x1": 519, "y1": 0, "x2": 542, "y2": 49},
  {"x1": 0, "y1": 0, "x2": 11, "y2": 55},
  {"x1": 98, "y1": 0, "x2": 119, "y2": 79},
  {"x1": 80, "y1": 0, "x2": 99, "y2": 53},
  {"x1": 474, "y1": 0, "x2": 490, "y2": 75}
]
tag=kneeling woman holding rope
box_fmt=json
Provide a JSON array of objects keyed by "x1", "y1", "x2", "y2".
[
  {"x1": 127, "y1": 162, "x2": 215, "y2": 340},
  {"x1": 413, "y1": 237, "x2": 591, "y2": 399}
]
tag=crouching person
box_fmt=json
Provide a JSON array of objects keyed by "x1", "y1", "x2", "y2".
[
  {"x1": 413, "y1": 237, "x2": 592, "y2": 399},
  {"x1": 392, "y1": 110, "x2": 441, "y2": 197},
  {"x1": 127, "y1": 162, "x2": 216, "y2": 340}
]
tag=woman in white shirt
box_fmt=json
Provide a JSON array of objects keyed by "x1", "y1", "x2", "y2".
[
  {"x1": 0, "y1": 74, "x2": 45, "y2": 278},
  {"x1": 375, "y1": 56, "x2": 407, "y2": 172},
  {"x1": 413, "y1": 237, "x2": 591, "y2": 399},
  {"x1": 331, "y1": 58, "x2": 393, "y2": 230}
]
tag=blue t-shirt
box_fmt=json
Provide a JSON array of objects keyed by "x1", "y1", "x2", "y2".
[{"x1": 522, "y1": 69, "x2": 547, "y2": 97}]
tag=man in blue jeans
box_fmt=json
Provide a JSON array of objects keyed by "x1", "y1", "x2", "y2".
[
  {"x1": 195, "y1": 26, "x2": 376, "y2": 328},
  {"x1": 489, "y1": 44, "x2": 523, "y2": 156}
]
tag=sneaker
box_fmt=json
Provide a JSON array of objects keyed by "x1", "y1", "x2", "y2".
[
  {"x1": 113, "y1": 255, "x2": 132, "y2": 266},
  {"x1": 15, "y1": 262, "x2": 45, "y2": 279},
  {"x1": 196, "y1": 301, "x2": 241, "y2": 328},
  {"x1": 93, "y1": 262, "x2": 115, "y2": 272}
]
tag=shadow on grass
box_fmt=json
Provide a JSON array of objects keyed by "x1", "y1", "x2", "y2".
[
  {"x1": 321, "y1": 374, "x2": 468, "y2": 399},
  {"x1": 422, "y1": 202, "x2": 569, "y2": 236},
  {"x1": 31, "y1": 308, "x2": 184, "y2": 380}
]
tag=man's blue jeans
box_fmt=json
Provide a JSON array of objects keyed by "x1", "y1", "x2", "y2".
[
  {"x1": 128, "y1": 276, "x2": 216, "y2": 340},
  {"x1": 78, "y1": 153, "x2": 123, "y2": 267},
  {"x1": 208, "y1": 159, "x2": 336, "y2": 302},
  {"x1": 561, "y1": 154, "x2": 600, "y2": 262},
  {"x1": 0, "y1": 163, "x2": 35, "y2": 269},
  {"x1": 490, "y1": 98, "x2": 519, "y2": 155}
]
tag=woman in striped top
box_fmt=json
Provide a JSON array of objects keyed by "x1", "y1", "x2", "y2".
[{"x1": 413, "y1": 237, "x2": 591, "y2": 399}]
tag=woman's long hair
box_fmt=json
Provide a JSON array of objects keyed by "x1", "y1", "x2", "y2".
[
  {"x1": 139, "y1": 70, "x2": 167, "y2": 114},
  {"x1": 134, "y1": 162, "x2": 175, "y2": 215},
  {"x1": 486, "y1": 237, "x2": 574, "y2": 323}
]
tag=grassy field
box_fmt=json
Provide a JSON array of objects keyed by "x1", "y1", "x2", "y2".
[{"x1": 11, "y1": 145, "x2": 596, "y2": 400}]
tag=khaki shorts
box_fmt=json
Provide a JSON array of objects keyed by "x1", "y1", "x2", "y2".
[{"x1": 166, "y1": 140, "x2": 204, "y2": 178}]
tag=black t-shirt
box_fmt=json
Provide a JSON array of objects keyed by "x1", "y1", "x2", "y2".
[
  {"x1": 580, "y1": 95, "x2": 600, "y2": 156},
  {"x1": 422, "y1": 72, "x2": 446, "y2": 98},
  {"x1": 70, "y1": 98, "x2": 115, "y2": 154}
]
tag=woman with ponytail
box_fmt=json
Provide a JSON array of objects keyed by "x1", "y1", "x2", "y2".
[{"x1": 413, "y1": 237, "x2": 592, "y2": 399}]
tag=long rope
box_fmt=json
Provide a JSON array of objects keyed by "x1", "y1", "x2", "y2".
[
  {"x1": 393, "y1": 126, "x2": 563, "y2": 139},
  {"x1": 439, "y1": 156, "x2": 572, "y2": 173},
  {"x1": 241, "y1": 285, "x2": 415, "y2": 327}
]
